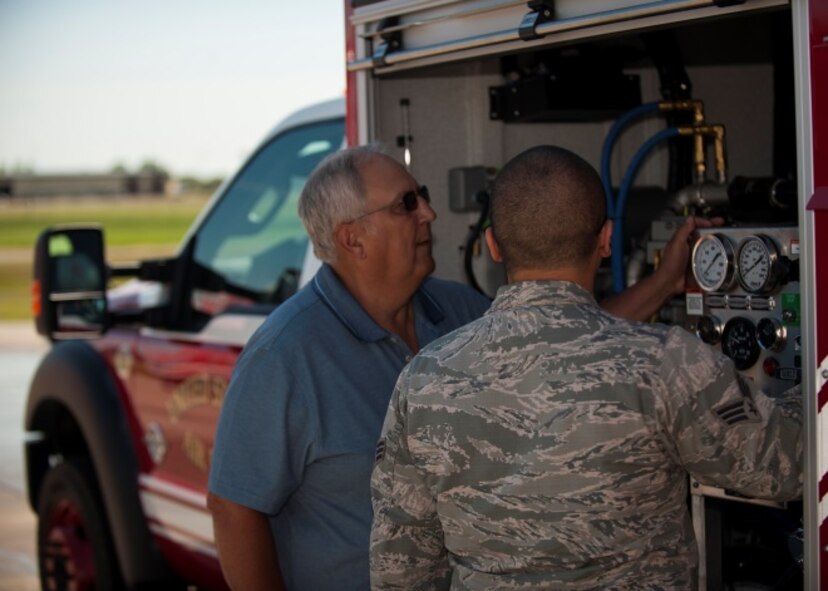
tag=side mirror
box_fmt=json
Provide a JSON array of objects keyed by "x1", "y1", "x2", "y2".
[{"x1": 33, "y1": 226, "x2": 108, "y2": 339}]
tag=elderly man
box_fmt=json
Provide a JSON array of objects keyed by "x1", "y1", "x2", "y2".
[
  {"x1": 208, "y1": 145, "x2": 710, "y2": 590},
  {"x1": 370, "y1": 146, "x2": 802, "y2": 590}
]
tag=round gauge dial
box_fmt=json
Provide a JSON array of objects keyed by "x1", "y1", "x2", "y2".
[
  {"x1": 696, "y1": 315, "x2": 723, "y2": 345},
  {"x1": 721, "y1": 317, "x2": 761, "y2": 370},
  {"x1": 691, "y1": 234, "x2": 736, "y2": 292},
  {"x1": 737, "y1": 235, "x2": 779, "y2": 293},
  {"x1": 756, "y1": 317, "x2": 786, "y2": 352}
]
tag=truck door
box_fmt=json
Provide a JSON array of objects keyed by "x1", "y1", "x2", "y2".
[{"x1": 126, "y1": 117, "x2": 344, "y2": 572}]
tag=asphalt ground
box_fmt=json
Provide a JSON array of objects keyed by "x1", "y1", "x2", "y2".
[{"x1": 0, "y1": 322, "x2": 48, "y2": 590}]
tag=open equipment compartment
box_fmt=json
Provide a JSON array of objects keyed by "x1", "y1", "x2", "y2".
[{"x1": 347, "y1": 0, "x2": 821, "y2": 588}]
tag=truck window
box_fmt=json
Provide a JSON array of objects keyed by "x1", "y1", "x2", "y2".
[{"x1": 192, "y1": 119, "x2": 343, "y2": 307}]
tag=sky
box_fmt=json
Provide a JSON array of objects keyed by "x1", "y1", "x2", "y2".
[{"x1": 0, "y1": 1, "x2": 346, "y2": 178}]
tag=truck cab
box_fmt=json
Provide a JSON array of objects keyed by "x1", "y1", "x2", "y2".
[{"x1": 26, "y1": 97, "x2": 344, "y2": 590}]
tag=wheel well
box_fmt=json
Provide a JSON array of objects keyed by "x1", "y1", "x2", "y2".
[
  {"x1": 25, "y1": 340, "x2": 178, "y2": 586},
  {"x1": 27, "y1": 399, "x2": 94, "y2": 510}
]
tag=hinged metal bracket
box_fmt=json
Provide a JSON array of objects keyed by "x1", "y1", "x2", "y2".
[
  {"x1": 372, "y1": 17, "x2": 402, "y2": 67},
  {"x1": 817, "y1": 355, "x2": 828, "y2": 393},
  {"x1": 519, "y1": 0, "x2": 556, "y2": 41}
]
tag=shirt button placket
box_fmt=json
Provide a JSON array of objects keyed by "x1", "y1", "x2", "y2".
[{"x1": 389, "y1": 336, "x2": 412, "y2": 363}]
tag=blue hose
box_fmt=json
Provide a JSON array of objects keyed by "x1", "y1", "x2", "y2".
[
  {"x1": 600, "y1": 102, "x2": 661, "y2": 218},
  {"x1": 611, "y1": 126, "x2": 681, "y2": 293}
]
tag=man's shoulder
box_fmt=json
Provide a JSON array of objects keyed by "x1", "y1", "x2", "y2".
[
  {"x1": 600, "y1": 317, "x2": 718, "y2": 378},
  {"x1": 594, "y1": 313, "x2": 684, "y2": 363},
  {"x1": 247, "y1": 283, "x2": 328, "y2": 353},
  {"x1": 421, "y1": 276, "x2": 491, "y2": 317},
  {"x1": 412, "y1": 311, "x2": 491, "y2": 370},
  {"x1": 422, "y1": 276, "x2": 485, "y2": 299}
]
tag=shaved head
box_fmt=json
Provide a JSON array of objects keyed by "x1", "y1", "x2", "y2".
[{"x1": 490, "y1": 146, "x2": 606, "y2": 273}]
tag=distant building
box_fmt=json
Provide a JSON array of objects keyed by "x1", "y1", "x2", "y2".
[{"x1": 0, "y1": 172, "x2": 168, "y2": 198}]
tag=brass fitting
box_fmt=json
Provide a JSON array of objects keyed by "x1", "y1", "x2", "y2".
[
  {"x1": 677, "y1": 124, "x2": 727, "y2": 185},
  {"x1": 659, "y1": 99, "x2": 705, "y2": 125}
]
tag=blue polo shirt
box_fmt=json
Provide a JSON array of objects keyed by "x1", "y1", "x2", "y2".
[{"x1": 209, "y1": 264, "x2": 490, "y2": 591}]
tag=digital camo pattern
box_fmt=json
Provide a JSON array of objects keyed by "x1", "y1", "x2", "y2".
[{"x1": 370, "y1": 281, "x2": 802, "y2": 591}]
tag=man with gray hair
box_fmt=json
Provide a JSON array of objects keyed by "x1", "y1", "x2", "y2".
[
  {"x1": 207, "y1": 145, "x2": 715, "y2": 590},
  {"x1": 369, "y1": 145, "x2": 802, "y2": 590}
]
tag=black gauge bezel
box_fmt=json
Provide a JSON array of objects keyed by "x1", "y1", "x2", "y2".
[
  {"x1": 721, "y1": 316, "x2": 761, "y2": 371},
  {"x1": 756, "y1": 317, "x2": 786, "y2": 352},
  {"x1": 696, "y1": 315, "x2": 723, "y2": 345}
]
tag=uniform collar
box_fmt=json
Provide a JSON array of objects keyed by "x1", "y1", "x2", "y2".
[
  {"x1": 311, "y1": 264, "x2": 445, "y2": 343},
  {"x1": 489, "y1": 280, "x2": 597, "y2": 313}
]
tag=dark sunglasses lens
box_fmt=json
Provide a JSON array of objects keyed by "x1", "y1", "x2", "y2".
[
  {"x1": 402, "y1": 191, "x2": 419, "y2": 212},
  {"x1": 401, "y1": 186, "x2": 430, "y2": 213}
]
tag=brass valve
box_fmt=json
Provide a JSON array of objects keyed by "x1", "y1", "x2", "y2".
[{"x1": 678, "y1": 124, "x2": 727, "y2": 185}]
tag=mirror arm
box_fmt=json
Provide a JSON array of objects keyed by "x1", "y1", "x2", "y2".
[
  {"x1": 191, "y1": 262, "x2": 262, "y2": 302},
  {"x1": 108, "y1": 263, "x2": 141, "y2": 278}
]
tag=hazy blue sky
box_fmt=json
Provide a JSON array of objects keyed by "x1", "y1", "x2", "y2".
[{"x1": 0, "y1": 1, "x2": 346, "y2": 177}]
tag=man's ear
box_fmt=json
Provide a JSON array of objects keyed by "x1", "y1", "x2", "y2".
[
  {"x1": 484, "y1": 227, "x2": 503, "y2": 263},
  {"x1": 334, "y1": 222, "x2": 366, "y2": 260},
  {"x1": 598, "y1": 219, "x2": 613, "y2": 259}
]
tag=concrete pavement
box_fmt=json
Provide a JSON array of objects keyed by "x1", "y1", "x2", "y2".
[
  {"x1": 0, "y1": 321, "x2": 48, "y2": 353},
  {"x1": 0, "y1": 322, "x2": 46, "y2": 590}
]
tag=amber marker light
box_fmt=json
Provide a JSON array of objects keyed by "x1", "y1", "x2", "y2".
[{"x1": 31, "y1": 280, "x2": 42, "y2": 317}]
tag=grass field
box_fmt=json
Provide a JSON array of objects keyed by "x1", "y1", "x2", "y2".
[{"x1": 0, "y1": 194, "x2": 210, "y2": 320}]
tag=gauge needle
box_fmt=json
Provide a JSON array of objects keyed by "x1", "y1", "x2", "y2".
[
  {"x1": 743, "y1": 258, "x2": 762, "y2": 274},
  {"x1": 704, "y1": 253, "x2": 721, "y2": 277}
]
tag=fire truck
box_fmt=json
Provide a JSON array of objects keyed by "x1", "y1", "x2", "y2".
[
  {"x1": 27, "y1": 0, "x2": 827, "y2": 589},
  {"x1": 27, "y1": 97, "x2": 344, "y2": 590}
]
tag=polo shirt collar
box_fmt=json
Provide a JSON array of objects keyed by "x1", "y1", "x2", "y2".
[{"x1": 311, "y1": 264, "x2": 445, "y2": 343}]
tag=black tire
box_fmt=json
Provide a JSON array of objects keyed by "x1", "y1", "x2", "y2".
[{"x1": 37, "y1": 457, "x2": 124, "y2": 591}]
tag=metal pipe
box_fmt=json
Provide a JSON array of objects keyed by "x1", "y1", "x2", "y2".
[
  {"x1": 694, "y1": 129, "x2": 706, "y2": 183},
  {"x1": 678, "y1": 123, "x2": 727, "y2": 185},
  {"x1": 659, "y1": 99, "x2": 705, "y2": 124},
  {"x1": 667, "y1": 181, "x2": 730, "y2": 214}
]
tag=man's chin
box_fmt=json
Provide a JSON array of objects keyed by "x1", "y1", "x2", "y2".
[{"x1": 420, "y1": 257, "x2": 436, "y2": 278}]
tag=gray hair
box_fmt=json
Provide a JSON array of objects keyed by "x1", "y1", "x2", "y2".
[{"x1": 298, "y1": 144, "x2": 389, "y2": 263}]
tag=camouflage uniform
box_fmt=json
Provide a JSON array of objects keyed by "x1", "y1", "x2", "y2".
[{"x1": 370, "y1": 280, "x2": 802, "y2": 591}]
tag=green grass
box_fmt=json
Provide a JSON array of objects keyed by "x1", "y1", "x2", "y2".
[
  {"x1": 0, "y1": 262, "x2": 30, "y2": 321},
  {"x1": 0, "y1": 195, "x2": 210, "y2": 320},
  {"x1": 0, "y1": 195, "x2": 208, "y2": 248}
]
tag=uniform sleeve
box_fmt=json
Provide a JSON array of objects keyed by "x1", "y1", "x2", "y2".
[
  {"x1": 654, "y1": 326, "x2": 802, "y2": 501},
  {"x1": 370, "y1": 369, "x2": 451, "y2": 591},
  {"x1": 208, "y1": 338, "x2": 315, "y2": 514}
]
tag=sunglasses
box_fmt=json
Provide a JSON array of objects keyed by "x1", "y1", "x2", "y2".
[{"x1": 351, "y1": 185, "x2": 430, "y2": 221}]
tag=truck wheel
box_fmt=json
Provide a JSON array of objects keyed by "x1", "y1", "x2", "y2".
[{"x1": 37, "y1": 458, "x2": 123, "y2": 591}]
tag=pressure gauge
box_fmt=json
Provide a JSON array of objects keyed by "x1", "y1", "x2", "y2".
[
  {"x1": 737, "y1": 234, "x2": 780, "y2": 293},
  {"x1": 696, "y1": 315, "x2": 723, "y2": 345},
  {"x1": 721, "y1": 317, "x2": 761, "y2": 370},
  {"x1": 756, "y1": 317, "x2": 786, "y2": 352},
  {"x1": 691, "y1": 233, "x2": 736, "y2": 292}
]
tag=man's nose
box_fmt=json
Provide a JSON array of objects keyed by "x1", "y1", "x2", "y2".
[{"x1": 418, "y1": 195, "x2": 437, "y2": 222}]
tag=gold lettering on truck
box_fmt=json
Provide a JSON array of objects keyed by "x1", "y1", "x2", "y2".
[
  {"x1": 166, "y1": 374, "x2": 226, "y2": 473},
  {"x1": 167, "y1": 374, "x2": 227, "y2": 424},
  {"x1": 182, "y1": 430, "x2": 211, "y2": 473}
]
